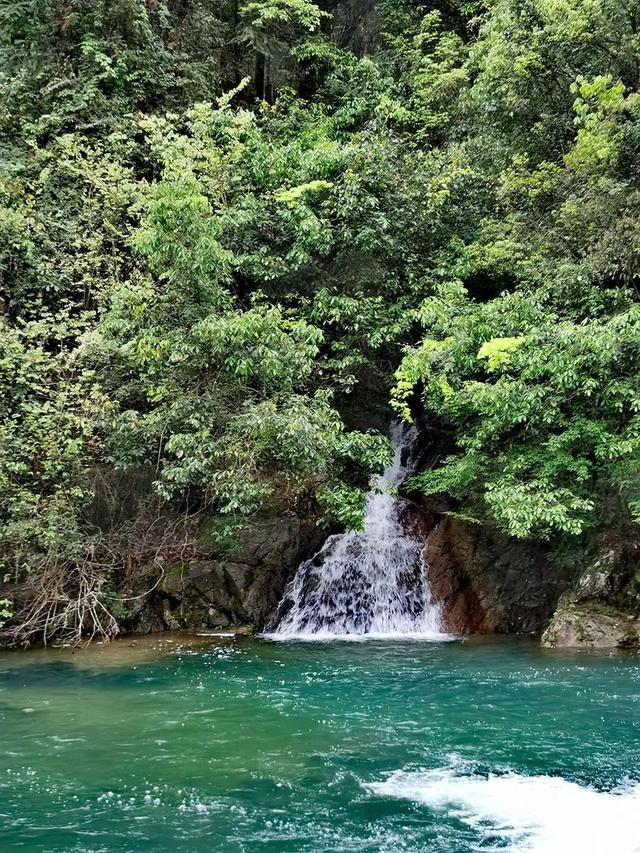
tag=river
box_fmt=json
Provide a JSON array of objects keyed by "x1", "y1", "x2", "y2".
[{"x1": 1, "y1": 635, "x2": 639, "y2": 852}]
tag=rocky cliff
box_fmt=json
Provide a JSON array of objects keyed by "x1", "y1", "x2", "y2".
[
  {"x1": 116, "y1": 516, "x2": 326, "y2": 635},
  {"x1": 423, "y1": 516, "x2": 574, "y2": 635},
  {"x1": 96, "y1": 461, "x2": 637, "y2": 643},
  {"x1": 6, "y1": 460, "x2": 638, "y2": 647}
]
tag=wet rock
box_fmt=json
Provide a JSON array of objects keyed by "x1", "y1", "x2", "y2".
[{"x1": 410, "y1": 507, "x2": 574, "y2": 635}]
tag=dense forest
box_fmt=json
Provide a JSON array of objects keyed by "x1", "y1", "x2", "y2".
[{"x1": 1, "y1": 0, "x2": 639, "y2": 643}]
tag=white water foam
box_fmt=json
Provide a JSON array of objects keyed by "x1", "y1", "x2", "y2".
[
  {"x1": 364, "y1": 768, "x2": 640, "y2": 852},
  {"x1": 269, "y1": 425, "x2": 446, "y2": 641}
]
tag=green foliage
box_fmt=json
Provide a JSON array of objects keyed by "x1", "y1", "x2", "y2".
[
  {"x1": 3, "y1": 0, "x2": 640, "y2": 643},
  {"x1": 240, "y1": 0, "x2": 327, "y2": 38},
  {"x1": 317, "y1": 483, "x2": 370, "y2": 532},
  {"x1": 0, "y1": 599, "x2": 12, "y2": 629},
  {"x1": 239, "y1": 0, "x2": 329, "y2": 100},
  {"x1": 476, "y1": 337, "x2": 527, "y2": 372},
  {"x1": 397, "y1": 289, "x2": 640, "y2": 538},
  {"x1": 274, "y1": 179, "x2": 333, "y2": 204},
  {"x1": 0, "y1": 2, "x2": 404, "y2": 627},
  {"x1": 386, "y1": 0, "x2": 640, "y2": 542}
]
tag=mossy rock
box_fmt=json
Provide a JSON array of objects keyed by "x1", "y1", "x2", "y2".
[{"x1": 542, "y1": 605, "x2": 640, "y2": 650}]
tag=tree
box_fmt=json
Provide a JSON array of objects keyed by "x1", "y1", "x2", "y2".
[{"x1": 239, "y1": 0, "x2": 328, "y2": 100}]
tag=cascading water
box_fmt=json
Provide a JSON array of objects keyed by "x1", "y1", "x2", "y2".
[{"x1": 272, "y1": 425, "x2": 443, "y2": 639}]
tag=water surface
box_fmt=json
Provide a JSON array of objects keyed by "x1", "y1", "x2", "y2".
[{"x1": 1, "y1": 635, "x2": 639, "y2": 852}]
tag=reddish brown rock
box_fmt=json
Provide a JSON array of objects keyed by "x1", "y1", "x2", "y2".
[{"x1": 416, "y1": 511, "x2": 575, "y2": 635}]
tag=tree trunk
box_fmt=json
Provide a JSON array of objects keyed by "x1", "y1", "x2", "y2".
[{"x1": 254, "y1": 51, "x2": 265, "y2": 101}]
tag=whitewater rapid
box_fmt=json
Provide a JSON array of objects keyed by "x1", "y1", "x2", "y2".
[{"x1": 364, "y1": 767, "x2": 640, "y2": 852}]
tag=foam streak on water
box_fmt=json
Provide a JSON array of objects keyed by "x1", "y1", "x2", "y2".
[
  {"x1": 364, "y1": 768, "x2": 640, "y2": 853},
  {"x1": 272, "y1": 425, "x2": 444, "y2": 640}
]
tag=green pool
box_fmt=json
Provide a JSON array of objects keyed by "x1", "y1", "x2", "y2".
[{"x1": 1, "y1": 635, "x2": 639, "y2": 852}]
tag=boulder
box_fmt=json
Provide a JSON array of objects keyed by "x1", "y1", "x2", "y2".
[
  {"x1": 541, "y1": 605, "x2": 640, "y2": 650},
  {"x1": 541, "y1": 543, "x2": 640, "y2": 649}
]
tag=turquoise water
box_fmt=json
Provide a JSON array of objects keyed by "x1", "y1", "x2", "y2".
[{"x1": 1, "y1": 635, "x2": 640, "y2": 852}]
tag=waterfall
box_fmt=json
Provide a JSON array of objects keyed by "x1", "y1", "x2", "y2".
[{"x1": 271, "y1": 424, "x2": 443, "y2": 640}]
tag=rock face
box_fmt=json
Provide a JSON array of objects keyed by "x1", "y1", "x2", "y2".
[
  {"x1": 74, "y1": 465, "x2": 328, "y2": 635},
  {"x1": 120, "y1": 518, "x2": 325, "y2": 634},
  {"x1": 421, "y1": 514, "x2": 575, "y2": 635},
  {"x1": 85, "y1": 423, "x2": 582, "y2": 640},
  {"x1": 41, "y1": 454, "x2": 640, "y2": 644},
  {"x1": 14, "y1": 440, "x2": 638, "y2": 646},
  {"x1": 542, "y1": 546, "x2": 640, "y2": 649},
  {"x1": 117, "y1": 484, "x2": 575, "y2": 638}
]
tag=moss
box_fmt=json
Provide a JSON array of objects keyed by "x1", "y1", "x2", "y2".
[{"x1": 578, "y1": 601, "x2": 632, "y2": 619}]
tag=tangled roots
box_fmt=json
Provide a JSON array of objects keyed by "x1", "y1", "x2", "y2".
[{"x1": 2, "y1": 562, "x2": 119, "y2": 647}]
